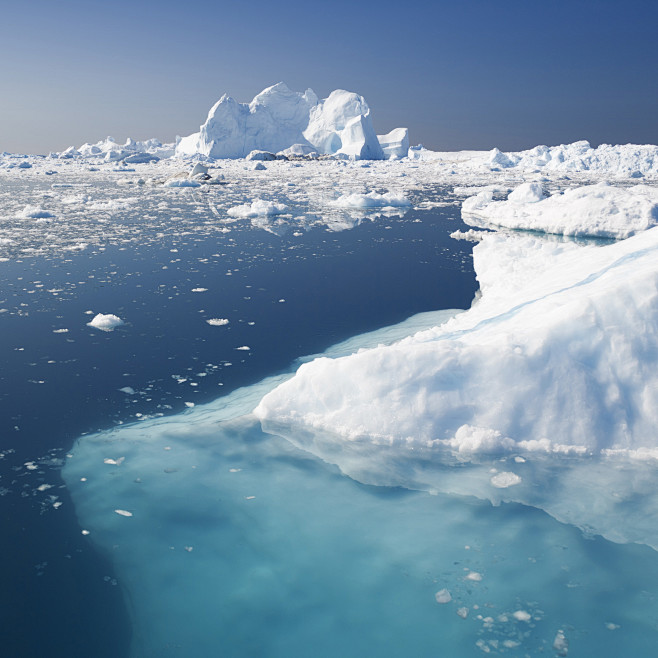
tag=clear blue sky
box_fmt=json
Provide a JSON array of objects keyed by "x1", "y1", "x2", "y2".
[{"x1": 2, "y1": 0, "x2": 657, "y2": 154}]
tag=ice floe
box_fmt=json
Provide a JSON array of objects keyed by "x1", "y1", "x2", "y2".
[
  {"x1": 463, "y1": 182, "x2": 658, "y2": 238},
  {"x1": 87, "y1": 313, "x2": 124, "y2": 331}
]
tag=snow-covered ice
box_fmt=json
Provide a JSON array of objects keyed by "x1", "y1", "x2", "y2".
[{"x1": 463, "y1": 181, "x2": 658, "y2": 238}]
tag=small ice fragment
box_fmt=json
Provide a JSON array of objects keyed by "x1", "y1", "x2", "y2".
[
  {"x1": 53, "y1": 328, "x2": 69, "y2": 334},
  {"x1": 81, "y1": 529, "x2": 90, "y2": 535},
  {"x1": 605, "y1": 622, "x2": 620, "y2": 630},
  {"x1": 36, "y1": 484, "x2": 53, "y2": 492},
  {"x1": 245, "y1": 496, "x2": 256, "y2": 500},
  {"x1": 435, "y1": 588, "x2": 452, "y2": 604},
  {"x1": 25, "y1": 462, "x2": 38, "y2": 471},
  {"x1": 457, "y1": 607, "x2": 469, "y2": 619},
  {"x1": 513, "y1": 610, "x2": 532, "y2": 622},
  {"x1": 553, "y1": 630, "x2": 569, "y2": 656},
  {"x1": 103, "y1": 457, "x2": 125, "y2": 466},
  {"x1": 184, "y1": 546, "x2": 194, "y2": 552},
  {"x1": 185, "y1": 402, "x2": 195, "y2": 408},
  {"x1": 466, "y1": 571, "x2": 483, "y2": 581},
  {"x1": 192, "y1": 288, "x2": 207, "y2": 292},
  {"x1": 87, "y1": 313, "x2": 124, "y2": 332},
  {"x1": 514, "y1": 456, "x2": 526, "y2": 463},
  {"x1": 206, "y1": 318, "x2": 229, "y2": 326},
  {"x1": 229, "y1": 468, "x2": 242, "y2": 473},
  {"x1": 490, "y1": 471, "x2": 522, "y2": 488},
  {"x1": 114, "y1": 509, "x2": 133, "y2": 517},
  {"x1": 119, "y1": 387, "x2": 135, "y2": 394},
  {"x1": 235, "y1": 346, "x2": 250, "y2": 351},
  {"x1": 503, "y1": 640, "x2": 520, "y2": 648}
]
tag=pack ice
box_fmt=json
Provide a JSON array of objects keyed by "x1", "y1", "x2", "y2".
[{"x1": 176, "y1": 82, "x2": 407, "y2": 160}]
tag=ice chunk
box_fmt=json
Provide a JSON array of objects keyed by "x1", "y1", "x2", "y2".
[
  {"x1": 490, "y1": 472, "x2": 522, "y2": 488},
  {"x1": 227, "y1": 199, "x2": 287, "y2": 218},
  {"x1": 163, "y1": 178, "x2": 201, "y2": 188},
  {"x1": 87, "y1": 313, "x2": 124, "y2": 331},
  {"x1": 329, "y1": 191, "x2": 411, "y2": 209},
  {"x1": 435, "y1": 588, "x2": 452, "y2": 603},
  {"x1": 206, "y1": 318, "x2": 229, "y2": 326},
  {"x1": 18, "y1": 205, "x2": 55, "y2": 219}
]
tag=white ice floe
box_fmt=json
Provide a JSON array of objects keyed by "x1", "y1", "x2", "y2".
[
  {"x1": 163, "y1": 178, "x2": 201, "y2": 188},
  {"x1": 227, "y1": 199, "x2": 287, "y2": 218},
  {"x1": 206, "y1": 318, "x2": 229, "y2": 326},
  {"x1": 176, "y1": 82, "x2": 402, "y2": 160},
  {"x1": 87, "y1": 313, "x2": 124, "y2": 331},
  {"x1": 17, "y1": 205, "x2": 55, "y2": 219},
  {"x1": 463, "y1": 182, "x2": 658, "y2": 238},
  {"x1": 329, "y1": 191, "x2": 411, "y2": 209}
]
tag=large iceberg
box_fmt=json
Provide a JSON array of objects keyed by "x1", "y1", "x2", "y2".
[
  {"x1": 255, "y1": 225, "x2": 658, "y2": 457},
  {"x1": 176, "y1": 83, "x2": 405, "y2": 160}
]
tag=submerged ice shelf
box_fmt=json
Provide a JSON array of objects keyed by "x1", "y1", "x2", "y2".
[{"x1": 63, "y1": 312, "x2": 658, "y2": 658}]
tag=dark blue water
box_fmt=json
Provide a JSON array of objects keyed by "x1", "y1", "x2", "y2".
[{"x1": 0, "y1": 189, "x2": 477, "y2": 657}]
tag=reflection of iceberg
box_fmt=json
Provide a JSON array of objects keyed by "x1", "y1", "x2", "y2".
[{"x1": 64, "y1": 311, "x2": 658, "y2": 657}]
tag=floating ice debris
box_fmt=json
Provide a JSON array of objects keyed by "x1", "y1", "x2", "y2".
[
  {"x1": 36, "y1": 484, "x2": 53, "y2": 492},
  {"x1": 103, "y1": 457, "x2": 125, "y2": 466},
  {"x1": 456, "y1": 607, "x2": 469, "y2": 619},
  {"x1": 252, "y1": 162, "x2": 266, "y2": 171},
  {"x1": 227, "y1": 199, "x2": 287, "y2": 218},
  {"x1": 52, "y1": 328, "x2": 69, "y2": 334},
  {"x1": 114, "y1": 509, "x2": 133, "y2": 517},
  {"x1": 490, "y1": 472, "x2": 522, "y2": 488},
  {"x1": 184, "y1": 546, "x2": 194, "y2": 552},
  {"x1": 329, "y1": 191, "x2": 411, "y2": 209},
  {"x1": 235, "y1": 346, "x2": 251, "y2": 351},
  {"x1": 553, "y1": 629, "x2": 569, "y2": 656},
  {"x1": 185, "y1": 402, "x2": 195, "y2": 408},
  {"x1": 81, "y1": 529, "x2": 90, "y2": 535},
  {"x1": 435, "y1": 588, "x2": 452, "y2": 604},
  {"x1": 18, "y1": 205, "x2": 55, "y2": 219},
  {"x1": 163, "y1": 178, "x2": 201, "y2": 188},
  {"x1": 512, "y1": 610, "x2": 532, "y2": 622},
  {"x1": 465, "y1": 571, "x2": 483, "y2": 581},
  {"x1": 191, "y1": 288, "x2": 207, "y2": 292},
  {"x1": 87, "y1": 313, "x2": 124, "y2": 331},
  {"x1": 206, "y1": 318, "x2": 229, "y2": 326},
  {"x1": 605, "y1": 622, "x2": 621, "y2": 630},
  {"x1": 119, "y1": 387, "x2": 135, "y2": 395}
]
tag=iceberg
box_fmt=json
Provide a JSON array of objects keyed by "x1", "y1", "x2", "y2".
[
  {"x1": 463, "y1": 182, "x2": 658, "y2": 238},
  {"x1": 256, "y1": 226, "x2": 658, "y2": 454},
  {"x1": 175, "y1": 83, "x2": 401, "y2": 160}
]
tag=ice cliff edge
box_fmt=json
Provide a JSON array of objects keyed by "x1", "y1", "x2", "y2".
[{"x1": 176, "y1": 82, "x2": 408, "y2": 160}]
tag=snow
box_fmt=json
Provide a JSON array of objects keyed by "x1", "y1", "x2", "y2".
[
  {"x1": 175, "y1": 83, "x2": 400, "y2": 160},
  {"x1": 463, "y1": 182, "x2": 658, "y2": 238},
  {"x1": 87, "y1": 313, "x2": 124, "y2": 331}
]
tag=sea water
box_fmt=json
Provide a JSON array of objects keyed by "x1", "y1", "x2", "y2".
[{"x1": 3, "y1": 167, "x2": 658, "y2": 656}]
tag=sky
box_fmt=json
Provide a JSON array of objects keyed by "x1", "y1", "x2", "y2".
[{"x1": 1, "y1": 0, "x2": 657, "y2": 154}]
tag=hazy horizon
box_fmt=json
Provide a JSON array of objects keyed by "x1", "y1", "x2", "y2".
[{"x1": 2, "y1": 0, "x2": 657, "y2": 155}]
